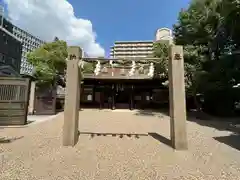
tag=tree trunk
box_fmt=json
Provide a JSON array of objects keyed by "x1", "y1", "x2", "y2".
[
  {"x1": 193, "y1": 93, "x2": 201, "y2": 112},
  {"x1": 191, "y1": 74, "x2": 202, "y2": 113}
]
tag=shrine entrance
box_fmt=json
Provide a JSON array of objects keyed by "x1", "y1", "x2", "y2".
[
  {"x1": 113, "y1": 84, "x2": 130, "y2": 109},
  {"x1": 81, "y1": 78, "x2": 166, "y2": 110},
  {"x1": 62, "y1": 45, "x2": 188, "y2": 151}
]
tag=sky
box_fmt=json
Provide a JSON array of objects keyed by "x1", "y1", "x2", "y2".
[{"x1": 1, "y1": 0, "x2": 191, "y2": 57}]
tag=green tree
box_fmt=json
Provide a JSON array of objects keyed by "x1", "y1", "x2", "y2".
[
  {"x1": 212, "y1": 0, "x2": 240, "y2": 54},
  {"x1": 173, "y1": 0, "x2": 240, "y2": 115},
  {"x1": 27, "y1": 39, "x2": 68, "y2": 88},
  {"x1": 81, "y1": 61, "x2": 95, "y2": 74},
  {"x1": 152, "y1": 42, "x2": 169, "y2": 78}
]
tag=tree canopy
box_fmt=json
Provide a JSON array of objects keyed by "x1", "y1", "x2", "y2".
[
  {"x1": 27, "y1": 39, "x2": 68, "y2": 88},
  {"x1": 152, "y1": 42, "x2": 169, "y2": 77},
  {"x1": 152, "y1": 0, "x2": 240, "y2": 115},
  {"x1": 173, "y1": 0, "x2": 240, "y2": 115}
]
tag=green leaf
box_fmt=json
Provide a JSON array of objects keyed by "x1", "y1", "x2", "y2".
[{"x1": 27, "y1": 39, "x2": 68, "y2": 87}]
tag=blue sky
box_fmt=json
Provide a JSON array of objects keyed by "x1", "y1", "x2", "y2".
[
  {"x1": 2, "y1": 0, "x2": 191, "y2": 56},
  {"x1": 68, "y1": 0, "x2": 191, "y2": 55}
]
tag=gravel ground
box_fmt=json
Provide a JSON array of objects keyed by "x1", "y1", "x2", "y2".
[{"x1": 0, "y1": 109, "x2": 240, "y2": 180}]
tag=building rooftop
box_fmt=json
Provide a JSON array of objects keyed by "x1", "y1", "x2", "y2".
[
  {"x1": 0, "y1": 26, "x2": 21, "y2": 42},
  {"x1": 114, "y1": 40, "x2": 153, "y2": 44},
  {"x1": 13, "y1": 26, "x2": 45, "y2": 43}
]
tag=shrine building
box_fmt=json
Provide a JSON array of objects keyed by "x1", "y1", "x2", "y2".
[{"x1": 67, "y1": 28, "x2": 173, "y2": 110}]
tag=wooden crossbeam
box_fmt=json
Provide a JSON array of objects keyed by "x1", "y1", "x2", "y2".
[{"x1": 82, "y1": 57, "x2": 161, "y2": 62}]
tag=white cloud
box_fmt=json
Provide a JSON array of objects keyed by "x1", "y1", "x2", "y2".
[{"x1": 3, "y1": 0, "x2": 105, "y2": 57}]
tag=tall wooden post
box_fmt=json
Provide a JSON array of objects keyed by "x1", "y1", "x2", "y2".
[
  {"x1": 28, "y1": 81, "x2": 36, "y2": 115},
  {"x1": 168, "y1": 45, "x2": 188, "y2": 150},
  {"x1": 130, "y1": 85, "x2": 134, "y2": 110},
  {"x1": 62, "y1": 59, "x2": 81, "y2": 146},
  {"x1": 100, "y1": 91, "x2": 103, "y2": 109},
  {"x1": 112, "y1": 84, "x2": 116, "y2": 110}
]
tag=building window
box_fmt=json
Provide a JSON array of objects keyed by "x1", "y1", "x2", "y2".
[
  {"x1": 2, "y1": 71, "x2": 11, "y2": 75},
  {"x1": 3, "y1": 34, "x2": 7, "y2": 44},
  {"x1": 7, "y1": 57, "x2": 12, "y2": 64},
  {"x1": 11, "y1": 58, "x2": 16, "y2": 65},
  {"x1": 0, "y1": 53, "x2": 5, "y2": 63}
]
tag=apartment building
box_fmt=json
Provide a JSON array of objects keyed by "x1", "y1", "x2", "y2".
[
  {"x1": 0, "y1": 26, "x2": 22, "y2": 76},
  {"x1": 0, "y1": 5, "x2": 4, "y2": 19},
  {"x1": 110, "y1": 28, "x2": 173, "y2": 58},
  {"x1": 13, "y1": 26, "x2": 45, "y2": 75},
  {"x1": 0, "y1": 7, "x2": 22, "y2": 76},
  {"x1": 0, "y1": 5, "x2": 45, "y2": 75},
  {"x1": 110, "y1": 41, "x2": 153, "y2": 58}
]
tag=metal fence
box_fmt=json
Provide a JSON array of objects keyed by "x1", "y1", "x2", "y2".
[{"x1": 0, "y1": 77, "x2": 30, "y2": 125}]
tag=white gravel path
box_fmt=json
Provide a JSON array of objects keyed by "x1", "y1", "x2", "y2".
[
  {"x1": 0, "y1": 109, "x2": 240, "y2": 180},
  {"x1": 27, "y1": 114, "x2": 60, "y2": 125}
]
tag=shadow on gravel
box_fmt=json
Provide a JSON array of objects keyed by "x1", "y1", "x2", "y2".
[
  {"x1": 214, "y1": 133, "x2": 240, "y2": 151},
  {"x1": 135, "y1": 109, "x2": 240, "y2": 134},
  {"x1": 0, "y1": 121, "x2": 35, "y2": 130},
  {"x1": 0, "y1": 136, "x2": 24, "y2": 144},
  {"x1": 148, "y1": 133, "x2": 172, "y2": 148},
  {"x1": 27, "y1": 120, "x2": 35, "y2": 125},
  {"x1": 135, "y1": 109, "x2": 240, "y2": 150},
  {"x1": 187, "y1": 111, "x2": 240, "y2": 134},
  {"x1": 134, "y1": 109, "x2": 168, "y2": 118},
  {"x1": 79, "y1": 131, "x2": 173, "y2": 148},
  {"x1": 79, "y1": 131, "x2": 148, "y2": 139}
]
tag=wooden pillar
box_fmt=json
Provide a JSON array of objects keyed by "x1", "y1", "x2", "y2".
[
  {"x1": 80, "y1": 83, "x2": 83, "y2": 109},
  {"x1": 112, "y1": 84, "x2": 115, "y2": 110},
  {"x1": 93, "y1": 85, "x2": 96, "y2": 103},
  {"x1": 100, "y1": 91, "x2": 103, "y2": 109},
  {"x1": 168, "y1": 45, "x2": 188, "y2": 150},
  {"x1": 23, "y1": 78, "x2": 30, "y2": 125},
  {"x1": 15, "y1": 86, "x2": 21, "y2": 100},
  {"x1": 28, "y1": 81, "x2": 36, "y2": 115},
  {"x1": 62, "y1": 59, "x2": 81, "y2": 146},
  {"x1": 141, "y1": 92, "x2": 146, "y2": 109},
  {"x1": 130, "y1": 85, "x2": 134, "y2": 110}
]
